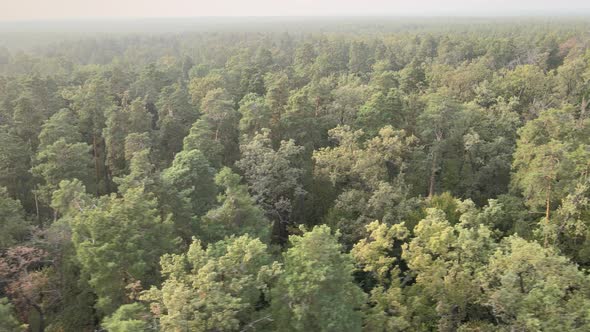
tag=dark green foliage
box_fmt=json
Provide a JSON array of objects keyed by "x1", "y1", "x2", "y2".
[
  {"x1": 272, "y1": 225, "x2": 365, "y2": 332},
  {"x1": 102, "y1": 303, "x2": 151, "y2": 332},
  {"x1": 201, "y1": 167, "x2": 271, "y2": 243},
  {"x1": 67, "y1": 184, "x2": 177, "y2": 316},
  {"x1": 0, "y1": 298, "x2": 26, "y2": 331},
  {"x1": 161, "y1": 149, "x2": 217, "y2": 241},
  {"x1": 0, "y1": 187, "x2": 29, "y2": 248}
]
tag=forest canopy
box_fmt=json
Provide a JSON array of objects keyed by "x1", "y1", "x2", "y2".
[{"x1": 1, "y1": 17, "x2": 590, "y2": 331}]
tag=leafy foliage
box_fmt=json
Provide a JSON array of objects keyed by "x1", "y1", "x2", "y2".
[{"x1": 1, "y1": 18, "x2": 590, "y2": 331}]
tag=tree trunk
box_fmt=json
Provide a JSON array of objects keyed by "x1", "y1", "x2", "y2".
[
  {"x1": 545, "y1": 183, "x2": 551, "y2": 222},
  {"x1": 92, "y1": 134, "x2": 100, "y2": 196},
  {"x1": 35, "y1": 305, "x2": 45, "y2": 332},
  {"x1": 34, "y1": 191, "x2": 41, "y2": 226},
  {"x1": 544, "y1": 182, "x2": 551, "y2": 247},
  {"x1": 428, "y1": 151, "x2": 438, "y2": 199}
]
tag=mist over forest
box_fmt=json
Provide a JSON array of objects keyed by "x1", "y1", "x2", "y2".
[{"x1": 1, "y1": 16, "x2": 590, "y2": 331}]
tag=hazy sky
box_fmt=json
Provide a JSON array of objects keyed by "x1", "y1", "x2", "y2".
[{"x1": 2, "y1": 0, "x2": 590, "y2": 20}]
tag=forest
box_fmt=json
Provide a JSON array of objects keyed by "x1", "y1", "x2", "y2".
[{"x1": 1, "y1": 17, "x2": 590, "y2": 331}]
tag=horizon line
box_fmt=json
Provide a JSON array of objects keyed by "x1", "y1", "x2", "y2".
[{"x1": 2, "y1": 11, "x2": 590, "y2": 23}]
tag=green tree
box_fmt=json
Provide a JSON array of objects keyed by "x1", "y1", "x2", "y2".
[
  {"x1": 490, "y1": 64, "x2": 556, "y2": 118},
  {"x1": 348, "y1": 41, "x2": 373, "y2": 75},
  {"x1": 356, "y1": 89, "x2": 405, "y2": 137},
  {"x1": 328, "y1": 78, "x2": 369, "y2": 127},
  {"x1": 0, "y1": 126, "x2": 31, "y2": 202},
  {"x1": 399, "y1": 59, "x2": 426, "y2": 94},
  {"x1": 238, "y1": 93, "x2": 271, "y2": 140},
  {"x1": 182, "y1": 119, "x2": 223, "y2": 169},
  {"x1": 155, "y1": 83, "x2": 197, "y2": 163},
  {"x1": 66, "y1": 77, "x2": 115, "y2": 194},
  {"x1": 67, "y1": 185, "x2": 176, "y2": 316},
  {"x1": 32, "y1": 138, "x2": 94, "y2": 206},
  {"x1": 351, "y1": 221, "x2": 410, "y2": 332},
  {"x1": 160, "y1": 149, "x2": 216, "y2": 241},
  {"x1": 12, "y1": 95, "x2": 43, "y2": 151},
  {"x1": 237, "y1": 129, "x2": 305, "y2": 244},
  {"x1": 129, "y1": 63, "x2": 169, "y2": 105},
  {"x1": 142, "y1": 236, "x2": 281, "y2": 332},
  {"x1": 38, "y1": 108, "x2": 81, "y2": 148},
  {"x1": 272, "y1": 225, "x2": 365, "y2": 332},
  {"x1": 264, "y1": 71, "x2": 290, "y2": 142},
  {"x1": 416, "y1": 93, "x2": 462, "y2": 198},
  {"x1": 0, "y1": 187, "x2": 29, "y2": 249},
  {"x1": 455, "y1": 102, "x2": 520, "y2": 204},
  {"x1": 512, "y1": 107, "x2": 590, "y2": 245},
  {"x1": 200, "y1": 88, "x2": 239, "y2": 164},
  {"x1": 101, "y1": 303, "x2": 150, "y2": 332},
  {"x1": 480, "y1": 236, "x2": 590, "y2": 331},
  {"x1": 104, "y1": 96, "x2": 152, "y2": 178},
  {"x1": 314, "y1": 125, "x2": 415, "y2": 190},
  {"x1": 188, "y1": 72, "x2": 224, "y2": 106},
  {"x1": 402, "y1": 205, "x2": 497, "y2": 331},
  {"x1": 201, "y1": 167, "x2": 271, "y2": 243},
  {"x1": 314, "y1": 125, "x2": 417, "y2": 245},
  {"x1": 113, "y1": 146, "x2": 157, "y2": 196},
  {"x1": 281, "y1": 85, "x2": 325, "y2": 150},
  {"x1": 0, "y1": 298, "x2": 26, "y2": 332}
]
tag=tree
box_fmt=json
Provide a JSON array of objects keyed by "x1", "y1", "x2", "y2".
[
  {"x1": 66, "y1": 77, "x2": 115, "y2": 195},
  {"x1": 356, "y1": 89, "x2": 405, "y2": 137},
  {"x1": 348, "y1": 41, "x2": 373, "y2": 75},
  {"x1": 237, "y1": 129, "x2": 305, "y2": 244},
  {"x1": 38, "y1": 108, "x2": 81, "y2": 148},
  {"x1": 160, "y1": 149, "x2": 217, "y2": 241},
  {"x1": 0, "y1": 126, "x2": 31, "y2": 201},
  {"x1": 123, "y1": 132, "x2": 152, "y2": 162},
  {"x1": 200, "y1": 88, "x2": 239, "y2": 164},
  {"x1": 314, "y1": 125, "x2": 417, "y2": 245},
  {"x1": 101, "y1": 303, "x2": 150, "y2": 332},
  {"x1": 238, "y1": 93, "x2": 271, "y2": 140},
  {"x1": 188, "y1": 72, "x2": 224, "y2": 106},
  {"x1": 401, "y1": 205, "x2": 497, "y2": 331},
  {"x1": 104, "y1": 96, "x2": 152, "y2": 178},
  {"x1": 201, "y1": 167, "x2": 271, "y2": 243},
  {"x1": 480, "y1": 236, "x2": 590, "y2": 331},
  {"x1": 351, "y1": 221, "x2": 410, "y2": 331},
  {"x1": 129, "y1": 63, "x2": 169, "y2": 105},
  {"x1": 264, "y1": 71, "x2": 290, "y2": 142},
  {"x1": 512, "y1": 107, "x2": 589, "y2": 245},
  {"x1": 399, "y1": 59, "x2": 426, "y2": 94},
  {"x1": 142, "y1": 236, "x2": 281, "y2": 332},
  {"x1": 314, "y1": 125, "x2": 415, "y2": 190},
  {"x1": 546, "y1": 181, "x2": 590, "y2": 266},
  {"x1": 182, "y1": 119, "x2": 223, "y2": 169},
  {"x1": 155, "y1": 83, "x2": 197, "y2": 163},
  {"x1": 490, "y1": 64, "x2": 556, "y2": 118},
  {"x1": 113, "y1": 146, "x2": 157, "y2": 196},
  {"x1": 454, "y1": 102, "x2": 520, "y2": 204},
  {"x1": 271, "y1": 225, "x2": 365, "y2": 332},
  {"x1": 32, "y1": 108, "x2": 90, "y2": 215},
  {"x1": 67, "y1": 185, "x2": 176, "y2": 316},
  {"x1": 0, "y1": 298, "x2": 26, "y2": 331},
  {"x1": 0, "y1": 246, "x2": 50, "y2": 332},
  {"x1": 294, "y1": 42, "x2": 316, "y2": 78},
  {"x1": 32, "y1": 138, "x2": 93, "y2": 206},
  {"x1": 281, "y1": 85, "x2": 326, "y2": 150},
  {"x1": 0, "y1": 187, "x2": 29, "y2": 249},
  {"x1": 416, "y1": 93, "x2": 462, "y2": 198},
  {"x1": 327, "y1": 78, "x2": 369, "y2": 127},
  {"x1": 12, "y1": 95, "x2": 43, "y2": 151},
  {"x1": 28, "y1": 215, "x2": 96, "y2": 332}
]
